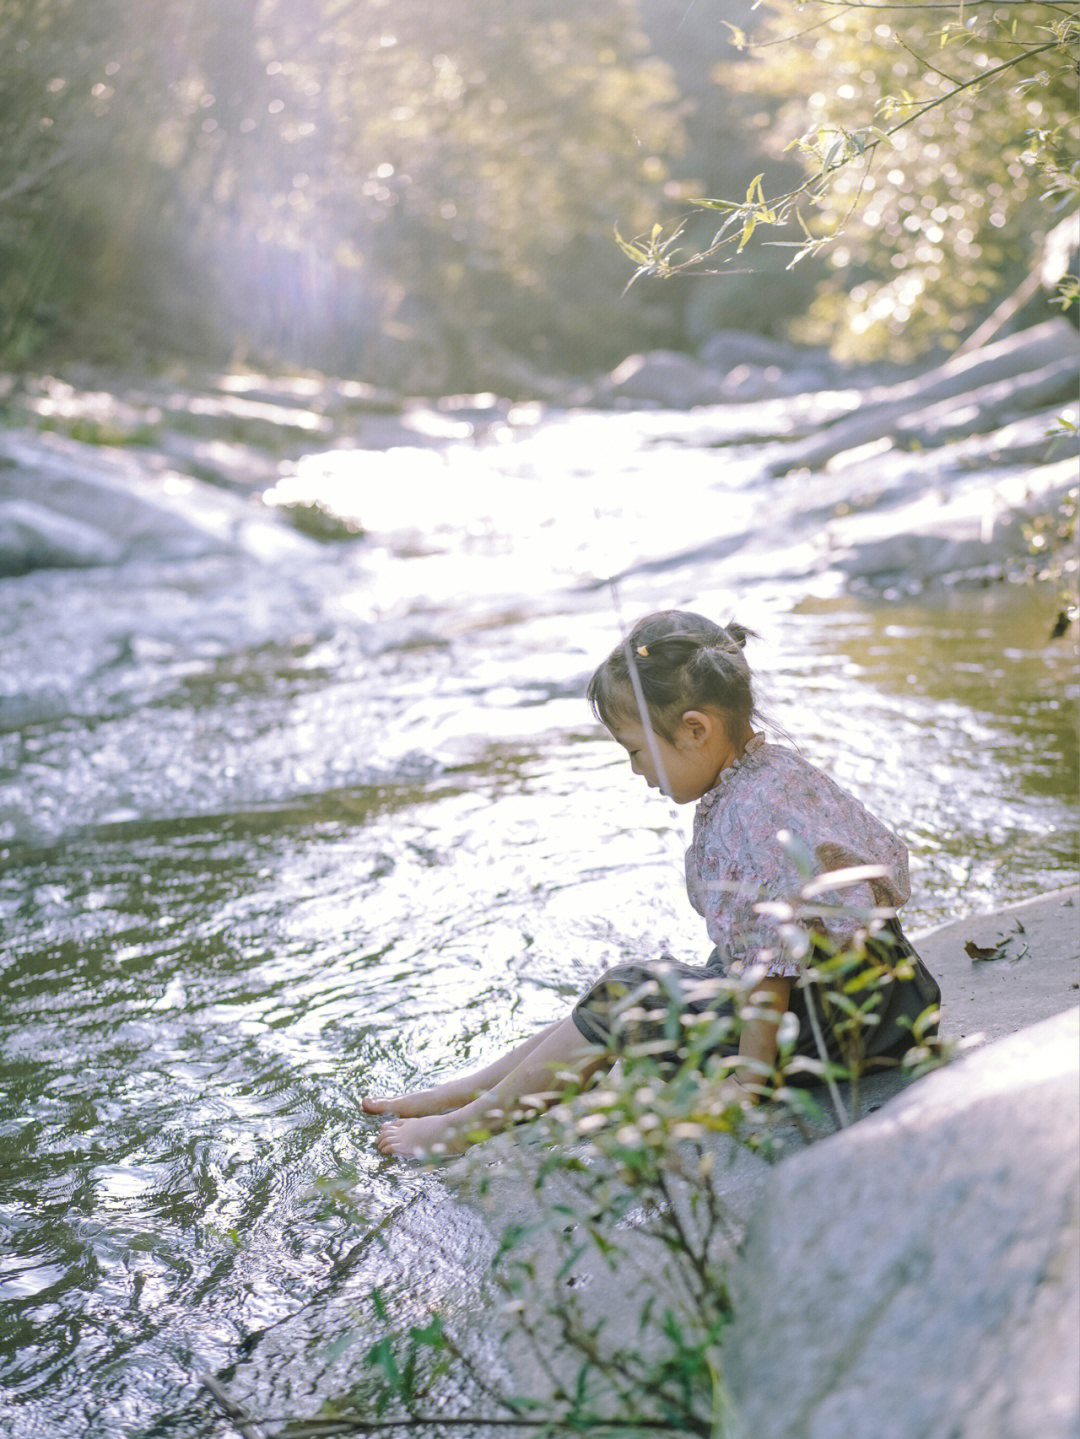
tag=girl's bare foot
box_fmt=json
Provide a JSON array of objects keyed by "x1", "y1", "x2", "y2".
[
  {"x1": 361, "y1": 1079, "x2": 472, "y2": 1118},
  {"x1": 375, "y1": 1111, "x2": 478, "y2": 1159}
]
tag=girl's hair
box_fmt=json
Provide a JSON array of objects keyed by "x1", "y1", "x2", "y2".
[{"x1": 587, "y1": 610, "x2": 758, "y2": 743}]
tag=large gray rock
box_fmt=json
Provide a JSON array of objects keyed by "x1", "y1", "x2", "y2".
[
  {"x1": 828, "y1": 455, "x2": 1077, "y2": 584},
  {"x1": 0, "y1": 428, "x2": 316, "y2": 573},
  {"x1": 698, "y1": 328, "x2": 826, "y2": 372},
  {"x1": 588, "y1": 343, "x2": 839, "y2": 409},
  {"x1": 591, "y1": 349, "x2": 734, "y2": 407},
  {"x1": 0, "y1": 498, "x2": 123, "y2": 575},
  {"x1": 721, "y1": 1005, "x2": 1080, "y2": 1439}
]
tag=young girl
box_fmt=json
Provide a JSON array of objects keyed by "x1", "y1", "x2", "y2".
[{"x1": 364, "y1": 609, "x2": 939, "y2": 1158}]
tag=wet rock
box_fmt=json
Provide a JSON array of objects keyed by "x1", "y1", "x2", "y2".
[
  {"x1": 0, "y1": 428, "x2": 318, "y2": 572},
  {"x1": 157, "y1": 432, "x2": 282, "y2": 493},
  {"x1": 589, "y1": 350, "x2": 733, "y2": 408},
  {"x1": 827, "y1": 455, "x2": 1076, "y2": 584},
  {"x1": 209, "y1": 373, "x2": 401, "y2": 417},
  {"x1": 722, "y1": 1006, "x2": 1080, "y2": 1439},
  {"x1": 697, "y1": 328, "x2": 827, "y2": 372},
  {"x1": 0, "y1": 499, "x2": 123, "y2": 576},
  {"x1": 160, "y1": 391, "x2": 334, "y2": 447}
]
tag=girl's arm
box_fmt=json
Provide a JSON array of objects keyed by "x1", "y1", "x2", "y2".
[{"x1": 731, "y1": 975, "x2": 791, "y2": 1093}]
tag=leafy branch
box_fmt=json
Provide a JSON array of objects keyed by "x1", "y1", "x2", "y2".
[{"x1": 619, "y1": 0, "x2": 1076, "y2": 287}]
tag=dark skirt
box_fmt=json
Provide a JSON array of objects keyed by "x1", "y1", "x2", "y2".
[{"x1": 571, "y1": 920, "x2": 941, "y2": 1074}]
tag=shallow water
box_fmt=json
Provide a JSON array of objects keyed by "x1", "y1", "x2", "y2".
[{"x1": 0, "y1": 394, "x2": 1076, "y2": 1436}]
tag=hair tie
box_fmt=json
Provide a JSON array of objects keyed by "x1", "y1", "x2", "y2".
[{"x1": 636, "y1": 644, "x2": 649, "y2": 657}]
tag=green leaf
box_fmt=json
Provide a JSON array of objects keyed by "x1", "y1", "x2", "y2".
[
  {"x1": 320, "y1": 1328, "x2": 360, "y2": 1364},
  {"x1": 409, "y1": 1315, "x2": 446, "y2": 1348},
  {"x1": 614, "y1": 225, "x2": 648, "y2": 264},
  {"x1": 555, "y1": 1242, "x2": 587, "y2": 1281},
  {"x1": 364, "y1": 1336, "x2": 400, "y2": 1389}
]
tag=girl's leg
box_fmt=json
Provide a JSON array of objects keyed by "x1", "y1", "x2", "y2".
[
  {"x1": 376, "y1": 1015, "x2": 608, "y2": 1158},
  {"x1": 362, "y1": 1019, "x2": 566, "y2": 1118}
]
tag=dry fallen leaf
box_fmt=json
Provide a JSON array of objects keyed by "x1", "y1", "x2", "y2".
[{"x1": 965, "y1": 940, "x2": 1005, "y2": 962}]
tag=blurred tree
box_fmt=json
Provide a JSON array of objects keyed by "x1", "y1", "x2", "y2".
[
  {"x1": 623, "y1": 1, "x2": 1079, "y2": 359},
  {"x1": 0, "y1": 0, "x2": 690, "y2": 384}
]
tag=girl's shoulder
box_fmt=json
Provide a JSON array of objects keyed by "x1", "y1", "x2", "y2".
[
  {"x1": 701, "y1": 737, "x2": 877, "y2": 826},
  {"x1": 716, "y1": 737, "x2": 832, "y2": 792}
]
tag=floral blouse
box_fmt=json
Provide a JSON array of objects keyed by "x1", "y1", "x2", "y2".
[{"x1": 685, "y1": 735, "x2": 911, "y2": 978}]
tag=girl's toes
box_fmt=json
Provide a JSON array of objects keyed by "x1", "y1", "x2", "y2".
[
  {"x1": 362, "y1": 1096, "x2": 395, "y2": 1115},
  {"x1": 376, "y1": 1122, "x2": 400, "y2": 1154}
]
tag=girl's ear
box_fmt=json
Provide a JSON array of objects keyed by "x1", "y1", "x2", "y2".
[{"x1": 680, "y1": 710, "x2": 715, "y2": 746}]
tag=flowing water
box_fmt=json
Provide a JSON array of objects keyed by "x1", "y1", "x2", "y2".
[{"x1": 1, "y1": 395, "x2": 1076, "y2": 1436}]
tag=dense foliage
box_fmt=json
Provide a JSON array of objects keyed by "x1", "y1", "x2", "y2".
[
  {"x1": 628, "y1": 1, "x2": 1079, "y2": 359},
  {"x1": 0, "y1": 0, "x2": 689, "y2": 381}
]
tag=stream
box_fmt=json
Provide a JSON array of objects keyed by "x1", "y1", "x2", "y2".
[{"x1": 0, "y1": 383, "x2": 1076, "y2": 1436}]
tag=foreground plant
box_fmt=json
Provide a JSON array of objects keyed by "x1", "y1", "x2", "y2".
[{"x1": 207, "y1": 876, "x2": 946, "y2": 1439}]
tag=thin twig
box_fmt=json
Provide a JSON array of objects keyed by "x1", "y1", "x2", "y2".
[
  {"x1": 240, "y1": 1193, "x2": 425, "y2": 1353},
  {"x1": 655, "y1": 1172, "x2": 710, "y2": 1301},
  {"x1": 200, "y1": 1373, "x2": 270, "y2": 1439},
  {"x1": 257, "y1": 1417, "x2": 687, "y2": 1435},
  {"x1": 798, "y1": 974, "x2": 850, "y2": 1129}
]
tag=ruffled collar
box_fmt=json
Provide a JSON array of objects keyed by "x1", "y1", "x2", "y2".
[{"x1": 696, "y1": 732, "x2": 767, "y2": 813}]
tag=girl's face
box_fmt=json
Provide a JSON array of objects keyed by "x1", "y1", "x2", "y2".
[{"x1": 607, "y1": 706, "x2": 743, "y2": 805}]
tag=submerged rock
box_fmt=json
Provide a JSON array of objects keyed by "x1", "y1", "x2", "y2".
[{"x1": 722, "y1": 1005, "x2": 1080, "y2": 1439}]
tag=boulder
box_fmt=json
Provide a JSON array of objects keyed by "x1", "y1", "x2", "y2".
[
  {"x1": 721, "y1": 1005, "x2": 1080, "y2": 1439},
  {"x1": 590, "y1": 350, "x2": 734, "y2": 408},
  {"x1": 0, "y1": 498, "x2": 123, "y2": 576},
  {"x1": 0, "y1": 428, "x2": 317, "y2": 573},
  {"x1": 587, "y1": 342, "x2": 842, "y2": 409},
  {"x1": 697, "y1": 328, "x2": 826, "y2": 372},
  {"x1": 717, "y1": 360, "x2": 834, "y2": 402},
  {"x1": 828, "y1": 455, "x2": 1077, "y2": 584}
]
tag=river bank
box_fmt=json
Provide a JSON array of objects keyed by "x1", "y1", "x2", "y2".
[
  {"x1": 199, "y1": 888, "x2": 1080, "y2": 1437},
  {"x1": 0, "y1": 336, "x2": 1076, "y2": 1437}
]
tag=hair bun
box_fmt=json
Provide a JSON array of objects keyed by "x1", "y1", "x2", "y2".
[{"x1": 725, "y1": 622, "x2": 750, "y2": 650}]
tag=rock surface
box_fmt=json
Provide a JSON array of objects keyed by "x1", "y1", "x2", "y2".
[
  {"x1": 697, "y1": 328, "x2": 820, "y2": 372},
  {"x1": 586, "y1": 345, "x2": 839, "y2": 408},
  {"x1": 0, "y1": 497, "x2": 124, "y2": 574},
  {"x1": 721, "y1": 1004, "x2": 1080, "y2": 1439},
  {"x1": 591, "y1": 349, "x2": 734, "y2": 407},
  {"x1": 443, "y1": 890, "x2": 1080, "y2": 1435},
  {"x1": 0, "y1": 427, "x2": 316, "y2": 575},
  {"x1": 827, "y1": 455, "x2": 1077, "y2": 584}
]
